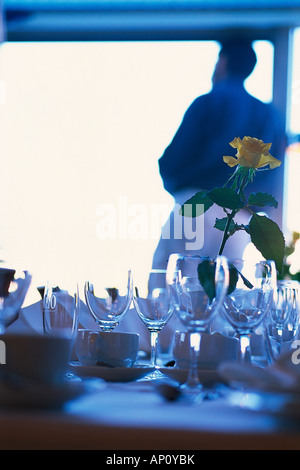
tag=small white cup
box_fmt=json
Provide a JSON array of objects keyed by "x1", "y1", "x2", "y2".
[
  {"x1": 75, "y1": 329, "x2": 139, "y2": 368},
  {"x1": 0, "y1": 332, "x2": 73, "y2": 384},
  {"x1": 173, "y1": 330, "x2": 238, "y2": 370}
]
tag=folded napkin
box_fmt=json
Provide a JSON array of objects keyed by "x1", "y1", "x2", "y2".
[
  {"x1": 219, "y1": 350, "x2": 300, "y2": 394},
  {"x1": 5, "y1": 299, "x2": 153, "y2": 353},
  {"x1": 6, "y1": 301, "x2": 44, "y2": 334},
  {"x1": 6, "y1": 298, "x2": 98, "y2": 334}
]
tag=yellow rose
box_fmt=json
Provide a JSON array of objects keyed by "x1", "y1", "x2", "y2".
[{"x1": 223, "y1": 136, "x2": 281, "y2": 169}]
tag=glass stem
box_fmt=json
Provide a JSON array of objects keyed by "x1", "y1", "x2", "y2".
[
  {"x1": 149, "y1": 330, "x2": 159, "y2": 367},
  {"x1": 263, "y1": 326, "x2": 275, "y2": 365},
  {"x1": 238, "y1": 334, "x2": 251, "y2": 363},
  {"x1": 186, "y1": 332, "x2": 202, "y2": 388}
]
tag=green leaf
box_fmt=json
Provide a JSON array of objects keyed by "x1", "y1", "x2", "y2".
[
  {"x1": 208, "y1": 187, "x2": 244, "y2": 211},
  {"x1": 197, "y1": 260, "x2": 253, "y2": 301},
  {"x1": 248, "y1": 192, "x2": 278, "y2": 208},
  {"x1": 214, "y1": 217, "x2": 237, "y2": 232},
  {"x1": 228, "y1": 265, "x2": 239, "y2": 295},
  {"x1": 180, "y1": 191, "x2": 214, "y2": 218},
  {"x1": 197, "y1": 259, "x2": 216, "y2": 303},
  {"x1": 249, "y1": 214, "x2": 285, "y2": 273},
  {"x1": 228, "y1": 265, "x2": 253, "y2": 294}
]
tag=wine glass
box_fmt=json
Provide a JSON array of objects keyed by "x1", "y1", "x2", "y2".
[
  {"x1": 133, "y1": 269, "x2": 173, "y2": 368},
  {"x1": 43, "y1": 281, "x2": 80, "y2": 339},
  {"x1": 222, "y1": 259, "x2": 277, "y2": 363},
  {"x1": 84, "y1": 270, "x2": 133, "y2": 331},
  {"x1": 265, "y1": 280, "x2": 300, "y2": 363},
  {"x1": 0, "y1": 269, "x2": 32, "y2": 334},
  {"x1": 166, "y1": 254, "x2": 229, "y2": 393}
]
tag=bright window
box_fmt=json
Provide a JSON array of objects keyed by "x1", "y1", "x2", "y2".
[
  {"x1": 284, "y1": 27, "x2": 300, "y2": 236},
  {"x1": 289, "y1": 27, "x2": 300, "y2": 134},
  {"x1": 0, "y1": 40, "x2": 280, "y2": 302}
]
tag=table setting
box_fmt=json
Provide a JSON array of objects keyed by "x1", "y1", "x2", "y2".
[
  {"x1": 1, "y1": 135, "x2": 300, "y2": 450},
  {"x1": 0, "y1": 255, "x2": 299, "y2": 416},
  {"x1": 0, "y1": 265, "x2": 300, "y2": 449}
]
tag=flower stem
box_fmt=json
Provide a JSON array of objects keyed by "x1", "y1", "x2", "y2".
[
  {"x1": 218, "y1": 168, "x2": 252, "y2": 256},
  {"x1": 218, "y1": 210, "x2": 237, "y2": 256}
]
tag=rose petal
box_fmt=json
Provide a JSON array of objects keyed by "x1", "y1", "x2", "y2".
[
  {"x1": 257, "y1": 153, "x2": 282, "y2": 169},
  {"x1": 223, "y1": 156, "x2": 239, "y2": 167}
]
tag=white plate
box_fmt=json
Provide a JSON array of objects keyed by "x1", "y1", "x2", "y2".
[
  {"x1": 158, "y1": 367, "x2": 222, "y2": 385},
  {"x1": 0, "y1": 378, "x2": 101, "y2": 409},
  {"x1": 227, "y1": 389, "x2": 300, "y2": 418},
  {"x1": 69, "y1": 362, "x2": 155, "y2": 382}
]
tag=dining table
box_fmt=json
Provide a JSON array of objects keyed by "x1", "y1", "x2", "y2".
[
  {"x1": 2, "y1": 362, "x2": 300, "y2": 451},
  {"x1": 2, "y1": 301, "x2": 300, "y2": 452}
]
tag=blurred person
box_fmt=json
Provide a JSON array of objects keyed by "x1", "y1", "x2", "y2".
[{"x1": 152, "y1": 37, "x2": 287, "y2": 270}]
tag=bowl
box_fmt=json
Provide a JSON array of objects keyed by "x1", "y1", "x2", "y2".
[
  {"x1": 0, "y1": 332, "x2": 73, "y2": 384},
  {"x1": 173, "y1": 330, "x2": 238, "y2": 370},
  {"x1": 75, "y1": 329, "x2": 139, "y2": 368}
]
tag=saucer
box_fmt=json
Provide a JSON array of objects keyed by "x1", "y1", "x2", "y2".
[
  {"x1": 69, "y1": 362, "x2": 155, "y2": 382},
  {"x1": 0, "y1": 377, "x2": 101, "y2": 409}
]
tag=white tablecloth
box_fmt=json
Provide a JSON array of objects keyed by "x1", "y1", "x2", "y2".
[
  {"x1": 3, "y1": 300, "x2": 300, "y2": 450},
  {"x1": 1, "y1": 378, "x2": 300, "y2": 450}
]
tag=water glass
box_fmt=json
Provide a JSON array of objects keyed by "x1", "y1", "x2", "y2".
[
  {"x1": 265, "y1": 280, "x2": 300, "y2": 362},
  {"x1": 43, "y1": 282, "x2": 80, "y2": 339},
  {"x1": 222, "y1": 259, "x2": 277, "y2": 363},
  {"x1": 166, "y1": 254, "x2": 229, "y2": 392}
]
